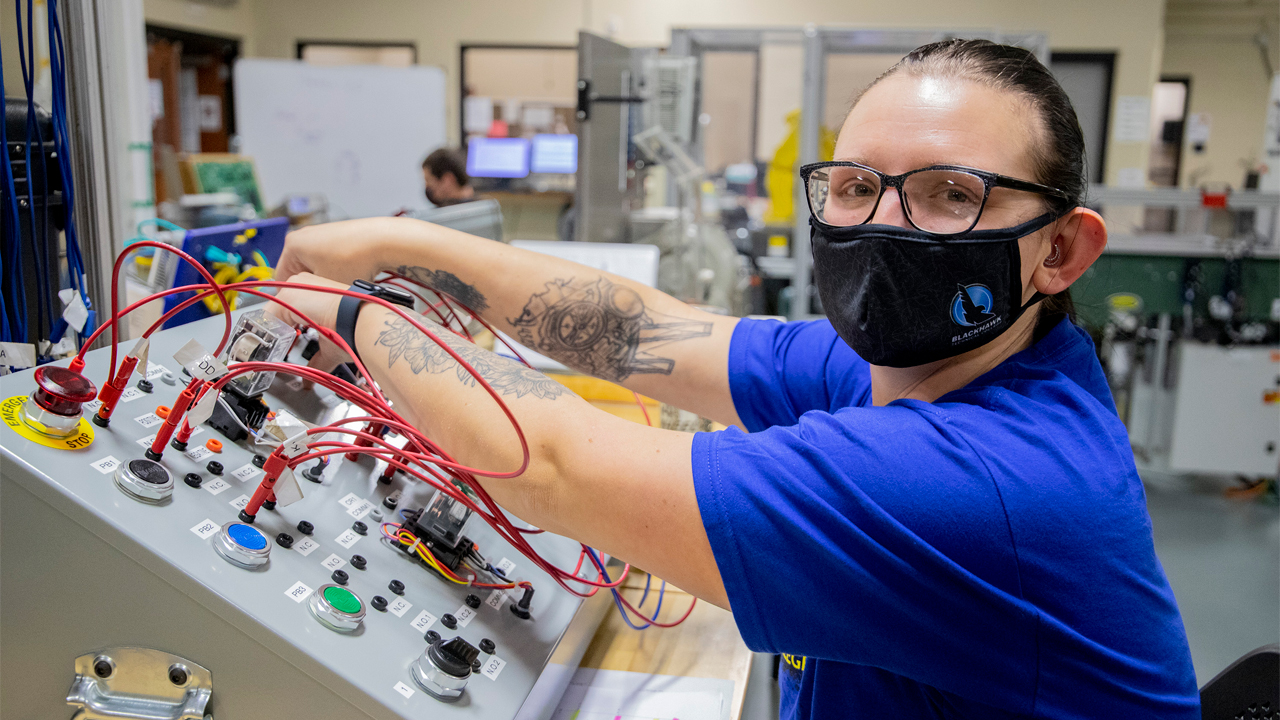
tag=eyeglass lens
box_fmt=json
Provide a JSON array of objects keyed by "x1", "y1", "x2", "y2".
[{"x1": 809, "y1": 166, "x2": 987, "y2": 234}]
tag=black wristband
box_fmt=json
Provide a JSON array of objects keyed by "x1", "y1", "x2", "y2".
[
  {"x1": 335, "y1": 280, "x2": 377, "y2": 361},
  {"x1": 335, "y1": 279, "x2": 416, "y2": 362}
]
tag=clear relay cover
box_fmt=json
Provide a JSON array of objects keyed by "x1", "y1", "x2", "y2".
[{"x1": 221, "y1": 309, "x2": 294, "y2": 397}]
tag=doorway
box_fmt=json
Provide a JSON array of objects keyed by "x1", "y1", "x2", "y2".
[{"x1": 146, "y1": 25, "x2": 240, "y2": 204}]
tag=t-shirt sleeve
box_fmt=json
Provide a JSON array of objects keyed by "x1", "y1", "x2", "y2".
[
  {"x1": 728, "y1": 318, "x2": 871, "y2": 430},
  {"x1": 691, "y1": 406, "x2": 1040, "y2": 711}
]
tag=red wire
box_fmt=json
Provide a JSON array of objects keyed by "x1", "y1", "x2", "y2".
[
  {"x1": 93, "y1": 274, "x2": 651, "y2": 601},
  {"x1": 93, "y1": 240, "x2": 233, "y2": 379}
]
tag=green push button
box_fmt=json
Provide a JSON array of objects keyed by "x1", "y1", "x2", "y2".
[{"x1": 323, "y1": 585, "x2": 362, "y2": 614}]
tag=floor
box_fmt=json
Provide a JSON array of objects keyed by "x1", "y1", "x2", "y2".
[
  {"x1": 1144, "y1": 475, "x2": 1280, "y2": 683},
  {"x1": 737, "y1": 476, "x2": 1280, "y2": 719}
]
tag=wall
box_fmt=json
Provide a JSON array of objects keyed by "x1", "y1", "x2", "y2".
[
  {"x1": 141, "y1": 0, "x2": 1168, "y2": 183},
  {"x1": 144, "y1": 0, "x2": 259, "y2": 54},
  {"x1": 1160, "y1": 0, "x2": 1278, "y2": 188}
]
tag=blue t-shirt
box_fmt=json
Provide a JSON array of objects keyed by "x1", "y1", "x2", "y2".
[{"x1": 691, "y1": 317, "x2": 1199, "y2": 719}]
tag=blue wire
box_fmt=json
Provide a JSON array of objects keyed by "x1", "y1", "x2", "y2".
[
  {"x1": 0, "y1": 11, "x2": 28, "y2": 342},
  {"x1": 584, "y1": 547, "x2": 669, "y2": 631},
  {"x1": 15, "y1": 0, "x2": 52, "y2": 341},
  {"x1": 46, "y1": 0, "x2": 87, "y2": 311}
]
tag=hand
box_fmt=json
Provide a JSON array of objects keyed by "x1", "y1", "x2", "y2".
[
  {"x1": 275, "y1": 218, "x2": 405, "y2": 284},
  {"x1": 267, "y1": 273, "x2": 351, "y2": 370}
]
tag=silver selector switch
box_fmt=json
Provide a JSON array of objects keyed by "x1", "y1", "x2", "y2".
[
  {"x1": 411, "y1": 636, "x2": 479, "y2": 701},
  {"x1": 113, "y1": 458, "x2": 174, "y2": 504},
  {"x1": 211, "y1": 521, "x2": 271, "y2": 569}
]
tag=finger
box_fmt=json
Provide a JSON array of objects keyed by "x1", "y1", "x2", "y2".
[{"x1": 275, "y1": 239, "x2": 309, "y2": 282}]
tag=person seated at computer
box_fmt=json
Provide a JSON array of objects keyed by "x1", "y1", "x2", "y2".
[{"x1": 422, "y1": 148, "x2": 475, "y2": 207}]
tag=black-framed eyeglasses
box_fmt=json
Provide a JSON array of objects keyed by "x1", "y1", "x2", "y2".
[{"x1": 800, "y1": 161, "x2": 1071, "y2": 236}]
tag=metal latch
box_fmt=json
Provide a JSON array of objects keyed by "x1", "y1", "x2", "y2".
[
  {"x1": 575, "y1": 79, "x2": 647, "y2": 121},
  {"x1": 66, "y1": 647, "x2": 213, "y2": 720}
]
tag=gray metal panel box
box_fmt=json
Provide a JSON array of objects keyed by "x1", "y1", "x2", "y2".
[{"x1": 1, "y1": 313, "x2": 594, "y2": 719}]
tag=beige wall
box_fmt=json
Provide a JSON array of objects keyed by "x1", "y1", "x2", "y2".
[
  {"x1": 1, "y1": 5, "x2": 22, "y2": 97},
  {"x1": 1161, "y1": 0, "x2": 1278, "y2": 188},
  {"x1": 143, "y1": 0, "x2": 1169, "y2": 182},
  {"x1": 144, "y1": 0, "x2": 259, "y2": 54}
]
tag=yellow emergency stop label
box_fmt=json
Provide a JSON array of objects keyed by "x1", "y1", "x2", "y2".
[{"x1": 1, "y1": 395, "x2": 95, "y2": 450}]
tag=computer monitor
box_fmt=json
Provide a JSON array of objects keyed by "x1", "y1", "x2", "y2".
[
  {"x1": 530, "y1": 134, "x2": 578, "y2": 174},
  {"x1": 466, "y1": 137, "x2": 530, "y2": 178}
]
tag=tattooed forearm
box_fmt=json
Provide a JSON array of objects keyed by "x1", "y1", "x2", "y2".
[
  {"x1": 507, "y1": 276, "x2": 712, "y2": 383},
  {"x1": 374, "y1": 316, "x2": 565, "y2": 400},
  {"x1": 393, "y1": 265, "x2": 489, "y2": 313}
]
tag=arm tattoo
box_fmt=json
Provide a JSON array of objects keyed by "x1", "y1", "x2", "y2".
[
  {"x1": 375, "y1": 316, "x2": 566, "y2": 400},
  {"x1": 507, "y1": 276, "x2": 712, "y2": 382},
  {"x1": 394, "y1": 265, "x2": 489, "y2": 313}
]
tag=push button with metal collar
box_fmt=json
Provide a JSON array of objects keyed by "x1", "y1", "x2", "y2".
[
  {"x1": 309, "y1": 584, "x2": 366, "y2": 633},
  {"x1": 211, "y1": 522, "x2": 271, "y2": 569},
  {"x1": 113, "y1": 458, "x2": 174, "y2": 504}
]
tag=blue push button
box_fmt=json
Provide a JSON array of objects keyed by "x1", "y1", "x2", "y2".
[{"x1": 227, "y1": 523, "x2": 267, "y2": 550}]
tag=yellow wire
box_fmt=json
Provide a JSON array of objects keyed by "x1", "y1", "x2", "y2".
[{"x1": 397, "y1": 530, "x2": 468, "y2": 584}]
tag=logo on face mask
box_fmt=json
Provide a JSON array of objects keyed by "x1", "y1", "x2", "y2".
[{"x1": 951, "y1": 284, "x2": 995, "y2": 327}]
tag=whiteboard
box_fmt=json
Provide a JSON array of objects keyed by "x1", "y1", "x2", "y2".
[
  {"x1": 234, "y1": 59, "x2": 446, "y2": 219},
  {"x1": 494, "y1": 241, "x2": 660, "y2": 371}
]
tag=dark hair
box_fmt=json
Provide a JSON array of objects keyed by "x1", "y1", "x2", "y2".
[
  {"x1": 422, "y1": 148, "x2": 469, "y2": 187},
  {"x1": 863, "y1": 39, "x2": 1085, "y2": 322}
]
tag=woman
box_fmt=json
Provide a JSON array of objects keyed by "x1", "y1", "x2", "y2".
[{"x1": 272, "y1": 40, "x2": 1199, "y2": 718}]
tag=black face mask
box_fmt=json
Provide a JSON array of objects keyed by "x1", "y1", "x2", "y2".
[{"x1": 810, "y1": 211, "x2": 1066, "y2": 368}]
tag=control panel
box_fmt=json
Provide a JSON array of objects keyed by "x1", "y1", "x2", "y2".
[{"x1": 0, "y1": 312, "x2": 593, "y2": 719}]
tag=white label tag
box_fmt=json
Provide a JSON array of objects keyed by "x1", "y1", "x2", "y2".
[
  {"x1": 410, "y1": 610, "x2": 437, "y2": 633},
  {"x1": 62, "y1": 292, "x2": 89, "y2": 333},
  {"x1": 282, "y1": 430, "x2": 310, "y2": 458},
  {"x1": 387, "y1": 597, "x2": 412, "y2": 617},
  {"x1": 146, "y1": 362, "x2": 167, "y2": 381},
  {"x1": 273, "y1": 467, "x2": 305, "y2": 507},
  {"x1": 203, "y1": 478, "x2": 231, "y2": 496},
  {"x1": 285, "y1": 581, "x2": 314, "y2": 603},
  {"x1": 393, "y1": 681, "x2": 415, "y2": 699},
  {"x1": 346, "y1": 499, "x2": 374, "y2": 520},
  {"x1": 190, "y1": 519, "x2": 220, "y2": 539},
  {"x1": 334, "y1": 529, "x2": 361, "y2": 549},
  {"x1": 85, "y1": 399, "x2": 102, "y2": 413},
  {"x1": 50, "y1": 335, "x2": 75, "y2": 357},
  {"x1": 120, "y1": 387, "x2": 145, "y2": 403},
  {"x1": 136, "y1": 433, "x2": 158, "y2": 448},
  {"x1": 480, "y1": 655, "x2": 506, "y2": 680},
  {"x1": 337, "y1": 493, "x2": 360, "y2": 510},
  {"x1": 90, "y1": 455, "x2": 121, "y2": 474},
  {"x1": 185, "y1": 445, "x2": 213, "y2": 462},
  {"x1": 174, "y1": 339, "x2": 228, "y2": 380},
  {"x1": 496, "y1": 557, "x2": 517, "y2": 577},
  {"x1": 135, "y1": 412, "x2": 163, "y2": 429},
  {"x1": 320, "y1": 553, "x2": 346, "y2": 571},
  {"x1": 231, "y1": 463, "x2": 261, "y2": 483},
  {"x1": 129, "y1": 337, "x2": 151, "y2": 374},
  {"x1": 229, "y1": 494, "x2": 251, "y2": 511},
  {"x1": 0, "y1": 342, "x2": 36, "y2": 369},
  {"x1": 454, "y1": 605, "x2": 477, "y2": 628},
  {"x1": 185, "y1": 389, "x2": 218, "y2": 428},
  {"x1": 485, "y1": 589, "x2": 507, "y2": 610},
  {"x1": 293, "y1": 537, "x2": 320, "y2": 556}
]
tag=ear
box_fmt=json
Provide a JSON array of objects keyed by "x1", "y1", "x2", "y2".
[{"x1": 1031, "y1": 207, "x2": 1106, "y2": 295}]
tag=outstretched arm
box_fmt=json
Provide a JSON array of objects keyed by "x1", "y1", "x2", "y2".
[
  {"x1": 276, "y1": 217, "x2": 744, "y2": 427},
  {"x1": 271, "y1": 275, "x2": 730, "y2": 608}
]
